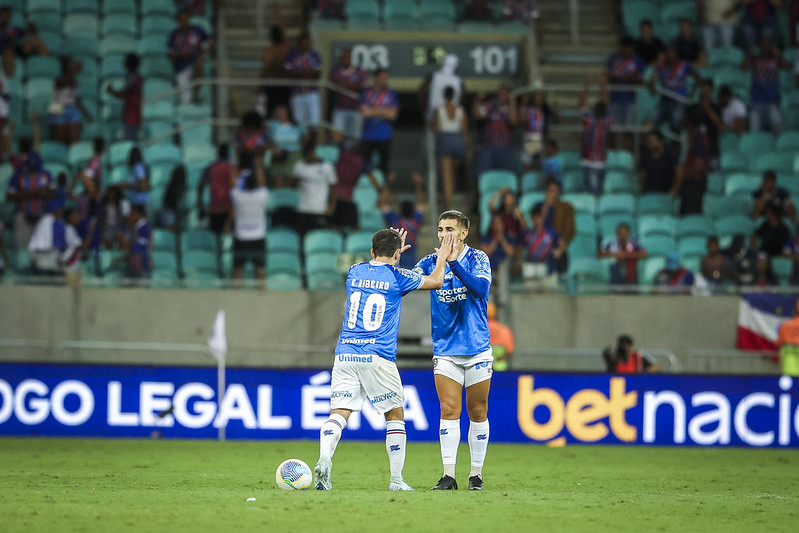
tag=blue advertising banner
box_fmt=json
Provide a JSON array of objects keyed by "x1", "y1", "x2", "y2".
[{"x1": 1, "y1": 364, "x2": 798, "y2": 447}]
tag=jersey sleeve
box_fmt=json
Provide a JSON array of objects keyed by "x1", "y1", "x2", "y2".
[
  {"x1": 394, "y1": 266, "x2": 424, "y2": 295},
  {"x1": 388, "y1": 90, "x2": 399, "y2": 109},
  {"x1": 413, "y1": 253, "x2": 436, "y2": 276},
  {"x1": 471, "y1": 249, "x2": 493, "y2": 281}
]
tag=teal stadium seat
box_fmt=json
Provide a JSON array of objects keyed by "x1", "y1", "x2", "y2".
[
  {"x1": 569, "y1": 236, "x2": 598, "y2": 259},
  {"x1": 599, "y1": 214, "x2": 635, "y2": 239},
  {"x1": 26, "y1": 56, "x2": 60, "y2": 79},
  {"x1": 141, "y1": 16, "x2": 176, "y2": 39},
  {"x1": 678, "y1": 236, "x2": 709, "y2": 258},
  {"x1": 64, "y1": 0, "x2": 99, "y2": 15},
  {"x1": 151, "y1": 251, "x2": 178, "y2": 273},
  {"x1": 724, "y1": 173, "x2": 759, "y2": 196},
  {"x1": 304, "y1": 230, "x2": 343, "y2": 256},
  {"x1": 574, "y1": 214, "x2": 598, "y2": 237},
  {"x1": 709, "y1": 47, "x2": 744, "y2": 68},
  {"x1": 28, "y1": 0, "x2": 60, "y2": 14},
  {"x1": 101, "y1": 53, "x2": 128, "y2": 81},
  {"x1": 40, "y1": 141, "x2": 68, "y2": 166},
  {"x1": 420, "y1": 0, "x2": 456, "y2": 22},
  {"x1": 556, "y1": 151, "x2": 581, "y2": 172},
  {"x1": 143, "y1": 100, "x2": 174, "y2": 122},
  {"x1": 108, "y1": 166, "x2": 128, "y2": 186},
  {"x1": 659, "y1": 1, "x2": 697, "y2": 26},
  {"x1": 599, "y1": 193, "x2": 635, "y2": 217},
  {"x1": 677, "y1": 215, "x2": 716, "y2": 238},
  {"x1": 38, "y1": 31, "x2": 62, "y2": 53},
  {"x1": 62, "y1": 36, "x2": 98, "y2": 58},
  {"x1": 638, "y1": 215, "x2": 677, "y2": 239},
  {"x1": 640, "y1": 235, "x2": 677, "y2": 258},
  {"x1": 183, "y1": 251, "x2": 219, "y2": 278},
  {"x1": 715, "y1": 215, "x2": 755, "y2": 237},
  {"x1": 182, "y1": 229, "x2": 216, "y2": 253},
  {"x1": 603, "y1": 170, "x2": 637, "y2": 194},
  {"x1": 607, "y1": 150, "x2": 634, "y2": 171},
  {"x1": 182, "y1": 144, "x2": 214, "y2": 169},
  {"x1": 752, "y1": 152, "x2": 794, "y2": 174},
  {"x1": 520, "y1": 171, "x2": 541, "y2": 193},
  {"x1": 267, "y1": 229, "x2": 301, "y2": 254},
  {"x1": 345, "y1": 231, "x2": 374, "y2": 257},
  {"x1": 567, "y1": 257, "x2": 609, "y2": 284},
  {"x1": 141, "y1": 0, "x2": 175, "y2": 18},
  {"x1": 316, "y1": 145, "x2": 340, "y2": 164},
  {"x1": 622, "y1": 1, "x2": 658, "y2": 36},
  {"x1": 268, "y1": 189, "x2": 298, "y2": 213},
  {"x1": 718, "y1": 132, "x2": 739, "y2": 154},
  {"x1": 152, "y1": 229, "x2": 177, "y2": 252},
  {"x1": 772, "y1": 257, "x2": 793, "y2": 286},
  {"x1": 267, "y1": 252, "x2": 301, "y2": 277},
  {"x1": 518, "y1": 193, "x2": 545, "y2": 226},
  {"x1": 99, "y1": 35, "x2": 136, "y2": 56},
  {"x1": 141, "y1": 57, "x2": 173, "y2": 80},
  {"x1": 777, "y1": 131, "x2": 799, "y2": 153},
  {"x1": 720, "y1": 151, "x2": 749, "y2": 173},
  {"x1": 561, "y1": 193, "x2": 596, "y2": 216},
  {"x1": 561, "y1": 170, "x2": 583, "y2": 193},
  {"x1": 739, "y1": 132, "x2": 776, "y2": 155},
  {"x1": 478, "y1": 170, "x2": 517, "y2": 196},
  {"x1": 103, "y1": 0, "x2": 136, "y2": 16},
  {"x1": 109, "y1": 141, "x2": 136, "y2": 167},
  {"x1": 639, "y1": 256, "x2": 666, "y2": 284},
  {"x1": 637, "y1": 193, "x2": 675, "y2": 216},
  {"x1": 703, "y1": 195, "x2": 753, "y2": 219},
  {"x1": 267, "y1": 273, "x2": 303, "y2": 291},
  {"x1": 63, "y1": 14, "x2": 98, "y2": 35},
  {"x1": 139, "y1": 34, "x2": 168, "y2": 58},
  {"x1": 305, "y1": 253, "x2": 339, "y2": 276},
  {"x1": 345, "y1": 0, "x2": 380, "y2": 21}
]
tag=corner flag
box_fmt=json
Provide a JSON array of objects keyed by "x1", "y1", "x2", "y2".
[{"x1": 208, "y1": 310, "x2": 227, "y2": 361}]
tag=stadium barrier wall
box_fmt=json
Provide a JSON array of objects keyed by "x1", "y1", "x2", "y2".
[
  {"x1": 0, "y1": 286, "x2": 740, "y2": 368},
  {"x1": 1, "y1": 363, "x2": 798, "y2": 448}
]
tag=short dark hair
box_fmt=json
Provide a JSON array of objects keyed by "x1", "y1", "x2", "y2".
[
  {"x1": 125, "y1": 53, "x2": 140, "y2": 71},
  {"x1": 218, "y1": 144, "x2": 230, "y2": 160},
  {"x1": 617, "y1": 334, "x2": 633, "y2": 347},
  {"x1": 621, "y1": 37, "x2": 636, "y2": 48},
  {"x1": 545, "y1": 178, "x2": 561, "y2": 191},
  {"x1": 640, "y1": 19, "x2": 653, "y2": 28},
  {"x1": 131, "y1": 204, "x2": 145, "y2": 217},
  {"x1": 444, "y1": 86, "x2": 455, "y2": 100},
  {"x1": 238, "y1": 151, "x2": 254, "y2": 170},
  {"x1": 242, "y1": 111, "x2": 263, "y2": 130},
  {"x1": 763, "y1": 170, "x2": 777, "y2": 181},
  {"x1": 372, "y1": 229, "x2": 402, "y2": 258},
  {"x1": 374, "y1": 68, "x2": 389, "y2": 78},
  {"x1": 545, "y1": 139, "x2": 558, "y2": 150},
  {"x1": 701, "y1": 78, "x2": 714, "y2": 88},
  {"x1": 301, "y1": 139, "x2": 316, "y2": 157},
  {"x1": 719, "y1": 85, "x2": 732, "y2": 98},
  {"x1": 93, "y1": 137, "x2": 105, "y2": 154},
  {"x1": 617, "y1": 222, "x2": 630, "y2": 232},
  {"x1": 531, "y1": 206, "x2": 543, "y2": 218},
  {"x1": 438, "y1": 210, "x2": 470, "y2": 230}
]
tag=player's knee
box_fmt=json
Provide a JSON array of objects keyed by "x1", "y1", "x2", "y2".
[
  {"x1": 384, "y1": 407, "x2": 404, "y2": 421},
  {"x1": 439, "y1": 399, "x2": 461, "y2": 419},
  {"x1": 467, "y1": 402, "x2": 488, "y2": 422}
]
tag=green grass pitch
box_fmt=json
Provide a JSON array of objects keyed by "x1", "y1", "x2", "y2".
[{"x1": 1, "y1": 438, "x2": 798, "y2": 532}]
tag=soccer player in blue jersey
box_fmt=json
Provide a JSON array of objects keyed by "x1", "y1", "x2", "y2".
[
  {"x1": 314, "y1": 228, "x2": 454, "y2": 491},
  {"x1": 414, "y1": 210, "x2": 493, "y2": 491}
]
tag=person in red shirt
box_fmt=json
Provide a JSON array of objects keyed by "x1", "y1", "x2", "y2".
[
  {"x1": 603, "y1": 335, "x2": 659, "y2": 373},
  {"x1": 198, "y1": 144, "x2": 233, "y2": 237},
  {"x1": 107, "y1": 54, "x2": 143, "y2": 141}
]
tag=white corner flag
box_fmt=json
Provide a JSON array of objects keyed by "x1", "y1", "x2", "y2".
[{"x1": 208, "y1": 310, "x2": 227, "y2": 361}]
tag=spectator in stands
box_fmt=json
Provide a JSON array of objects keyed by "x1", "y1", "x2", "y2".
[
  {"x1": 236, "y1": 111, "x2": 269, "y2": 159},
  {"x1": 28, "y1": 206, "x2": 83, "y2": 276},
  {"x1": 258, "y1": 3, "x2": 291, "y2": 118},
  {"x1": 776, "y1": 301, "x2": 799, "y2": 375},
  {"x1": 176, "y1": 0, "x2": 207, "y2": 16},
  {"x1": 753, "y1": 204, "x2": 791, "y2": 257},
  {"x1": 284, "y1": 32, "x2": 322, "y2": 127},
  {"x1": 100, "y1": 186, "x2": 130, "y2": 251},
  {"x1": 655, "y1": 252, "x2": 696, "y2": 292},
  {"x1": 473, "y1": 86, "x2": 518, "y2": 178},
  {"x1": 479, "y1": 213, "x2": 517, "y2": 274},
  {"x1": 118, "y1": 147, "x2": 150, "y2": 212},
  {"x1": 578, "y1": 75, "x2": 611, "y2": 196},
  {"x1": 380, "y1": 173, "x2": 425, "y2": 269},
  {"x1": 742, "y1": 36, "x2": 791, "y2": 133},
  {"x1": 533, "y1": 179, "x2": 575, "y2": 273},
  {"x1": 753, "y1": 170, "x2": 796, "y2": 220},
  {"x1": 486, "y1": 302, "x2": 514, "y2": 371},
  {"x1": 604, "y1": 37, "x2": 646, "y2": 148},
  {"x1": 0, "y1": 220, "x2": 7, "y2": 276},
  {"x1": 599, "y1": 222, "x2": 647, "y2": 285},
  {"x1": 118, "y1": 205, "x2": 152, "y2": 279},
  {"x1": 739, "y1": 0, "x2": 781, "y2": 49},
  {"x1": 19, "y1": 22, "x2": 49, "y2": 58},
  {"x1": 519, "y1": 206, "x2": 564, "y2": 286},
  {"x1": 688, "y1": 79, "x2": 722, "y2": 170},
  {"x1": 698, "y1": 0, "x2": 739, "y2": 50},
  {"x1": 317, "y1": 0, "x2": 346, "y2": 19},
  {"x1": 502, "y1": 0, "x2": 543, "y2": 44},
  {"x1": 672, "y1": 19, "x2": 708, "y2": 67},
  {"x1": 701, "y1": 236, "x2": 739, "y2": 284},
  {"x1": 541, "y1": 139, "x2": 562, "y2": 185},
  {"x1": 637, "y1": 130, "x2": 679, "y2": 193},
  {"x1": 423, "y1": 54, "x2": 463, "y2": 125},
  {"x1": 647, "y1": 46, "x2": 702, "y2": 135},
  {"x1": 602, "y1": 335, "x2": 658, "y2": 373},
  {"x1": 726, "y1": 234, "x2": 759, "y2": 284},
  {"x1": 292, "y1": 139, "x2": 337, "y2": 234},
  {"x1": 0, "y1": 67, "x2": 8, "y2": 160},
  {"x1": 328, "y1": 48, "x2": 367, "y2": 142},
  {"x1": 672, "y1": 115, "x2": 710, "y2": 215},
  {"x1": 435, "y1": 86, "x2": 469, "y2": 210},
  {"x1": 489, "y1": 187, "x2": 525, "y2": 240},
  {"x1": 107, "y1": 54, "x2": 143, "y2": 141},
  {"x1": 360, "y1": 69, "x2": 399, "y2": 176},
  {"x1": 519, "y1": 94, "x2": 547, "y2": 172},
  {"x1": 5, "y1": 152, "x2": 54, "y2": 250},
  {"x1": 0, "y1": 6, "x2": 23, "y2": 77},
  {"x1": 523, "y1": 91, "x2": 560, "y2": 139},
  {"x1": 162, "y1": 166, "x2": 187, "y2": 232},
  {"x1": 50, "y1": 58, "x2": 93, "y2": 146},
  {"x1": 167, "y1": 8, "x2": 210, "y2": 105},
  {"x1": 198, "y1": 144, "x2": 233, "y2": 238},
  {"x1": 229, "y1": 153, "x2": 268, "y2": 285},
  {"x1": 782, "y1": 230, "x2": 799, "y2": 283},
  {"x1": 267, "y1": 105, "x2": 305, "y2": 186},
  {"x1": 718, "y1": 85, "x2": 748, "y2": 135},
  {"x1": 333, "y1": 141, "x2": 376, "y2": 232},
  {"x1": 463, "y1": 0, "x2": 494, "y2": 21},
  {"x1": 71, "y1": 138, "x2": 105, "y2": 252},
  {"x1": 635, "y1": 20, "x2": 666, "y2": 66}
]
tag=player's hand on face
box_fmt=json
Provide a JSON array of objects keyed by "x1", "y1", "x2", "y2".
[
  {"x1": 445, "y1": 233, "x2": 459, "y2": 262},
  {"x1": 392, "y1": 227, "x2": 412, "y2": 254}
]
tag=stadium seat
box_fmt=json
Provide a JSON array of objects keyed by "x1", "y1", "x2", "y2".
[
  {"x1": 599, "y1": 214, "x2": 636, "y2": 238},
  {"x1": 103, "y1": 0, "x2": 136, "y2": 16},
  {"x1": 561, "y1": 193, "x2": 596, "y2": 216},
  {"x1": 107, "y1": 166, "x2": 128, "y2": 186},
  {"x1": 360, "y1": 210, "x2": 385, "y2": 232},
  {"x1": 37, "y1": 31, "x2": 62, "y2": 53},
  {"x1": 316, "y1": 145, "x2": 340, "y2": 164},
  {"x1": 637, "y1": 193, "x2": 675, "y2": 216},
  {"x1": 181, "y1": 229, "x2": 216, "y2": 254},
  {"x1": 345, "y1": 0, "x2": 380, "y2": 21},
  {"x1": 307, "y1": 271, "x2": 343, "y2": 290},
  {"x1": 99, "y1": 35, "x2": 136, "y2": 56},
  {"x1": 622, "y1": 1, "x2": 658, "y2": 36},
  {"x1": 26, "y1": 56, "x2": 61, "y2": 79},
  {"x1": 62, "y1": 36, "x2": 98, "y2": 58},
  {"x1": 639, "y1": 256, "x2": 667, "y2": 284},
  {"x1": 384, "y1": 0, "x2": 418, "y2": 21},
  {"x1": 739, "y1": 132, "x2": 776, "y2": 156},
  {"x1": 660, "y1": 1, "x2": 697, "y2": 26},
  {"x1": 63, "y1": 14, "x2": 98, "y2": 35},
  {"x1": 304, "y1": 230, "x2": 343, "y2": 256},
  {"x1": 640, "y1": 235, "x2": 677, "y2": 258},
  {"x1": 607, "y1": 150, "x2": 634, "y2": 171},
  {"x1": 344, "y1": 231, "x2": 374, "y2": 257},
  {"x1": 567, "y1": 257, "x2": 609, "y2": 284},
  {"x1": 267, "y1": 229, "x2": 301, "y2": 254},
  {"x1": 183, "y1": 250, "x2": 219, "y2": 277},
  {"x1": 25, "y1": 77, "x2": 53, "y2": 101},
  {"x1": 678, "y1": 236, "x2": 709, "y2": 258},
  {"x1": 266, "y1": 252, "x2": 301, "y2": 277},
  {"x1": 715, "y1": 215, "x2": 755, "y2": 237},
  {"x1": 561, "y1": 170, "x2": 583, "y2": 193},
  {"x1": 718, "y1": 132, "x2": 739, "y2": 154},
  {"x1": 141, "y1": 57, "x2": 173, "y2": 80},
  {"x1": 638, "y1": 215, "x2": 677, "y2": 239},
  {"x1": 64, "y1": 0, "x2": 99, "y2": 14},
  {"x1": 520, "y1": 171, "x2": 541, "y2": 193},
  {"x1": 267, "y1": 273, "x2": 303, "y2": 291},
  {"x1": 152, "y1": 229, "x2": 177, "y2": 252},
  {"x1": 599, "y1": 193, "x2": 635, "y2": 217},
  {"x1": 556, "y1": 151, "x2": 581, "y2": 172},
  {"x1": 678, "y1": 215, "x2": 716, "y2": 238},
  {"x1": 40, "y1": 141, "x2": 68, "y2": 167},
  {"x1": 182, "y1": 144, "x2": 215, "y2": 169},
  {"x1": 109, "y1": 140, "x2": 136, "y2": 167},
  {"x1": 752, "y1": 152, "x2": 793, "y2": 174},
  {"x1": 143, "y1": 100, "x2": 174, "y2": 122},
  {"x1": 708, "y1": 47, "x2": 744, "y2": 68},
  {"x1": 138, "y1": 34, "x2": 168, "y2": 56},
  {"x1": 574, "y1": 214, "x2": 598, "y2": 237},
  {"x1": 777, "y1": 131, "x2": 799, "y2": 153},
  {"x1": 268, "y1": 189, "x2": 298, "y2": 213},
  {"x1": 141, "y1": 0, "x2": 175, "y2": 17},
  {"x1": 151, "y1": 250, "x2": 178, "y2": 273},
  {"x1": 353, "y1": 186, "x2": 379, "y2": 212},
  {"x1": 703, "y1": 195, "x2": 753, "y2": 219},
  {"x1": 149, "y1": 163, "x2": 175, "y2": 190},
  {"x1": 772, "y1": 257, "x2": 793, "y2": 286},
  {"x1": 305, "y1": 253, "x2": 339, "y2": 276},
  {"x1": 518, "y1": 193, "x2": 546, "y2": 226},
  {"x1": 29, "y1": 0, "x2": 61, "y2": 14},
  {"x1": 603, "y1": 170, "x2": 637, "y2": 194},
  {"x1": 478, "y1": 170, "x2": 517, "y2": 196},
  {"x1": 458, "y1": 22, "x2": 500, "y2": 34},
  {"x1": 720, "y1": 151, "x2": 749, "y2": 174},
  {"x1": 568, "y1": 235, "x2": 598, "y2": 259},
  {"x1": 724, "y1": 173, "x2": 759, "y2": 196},
  {"x1": 420, "y1": 0, "x2": 456, "y2": 21}
]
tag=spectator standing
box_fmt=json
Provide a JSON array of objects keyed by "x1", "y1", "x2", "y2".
[
  {"x1": 198, "y1": 144, "x2": 233, "y2": 237},
  {"x1": 489, "y1": 187, "x2": 525, "y2": 240},
  {"x1": 18, "y1": 22, "x2": 49, "y2": 58},
  {"x1": 673, "y1": 116, "x2": 710, "y2": 215},
  {"x1": 486, "y1": 302, "x2": 514, "y2": 371},
  {"x1": 726, "y1": 234, "x2": 759, "y2": 284},
  {"x1": 672, "y1": 19, "x2": 708, "y2": 67},
  {"x1": 332, "y1": 142, "x2": 378, "y2": 232},
  {"x1": 0, "y1": 220, "x2": 7, "y2": 276},
  {"x1": 425, "y1": 54, "x2": 463, "y2": 124},
  {"x1": 578, "y1": 76, "x2": 612, "y2": 196},
  {"x1": 701, "y1": 236, "x2": 739, "y2": 284},
  {"x1": 229, "y1": 153, "x2": 269, "y2": 284},
  {"x1": 317, "y1": 0, "x2": 346, "y2": 18},
  {"x1": 0, "y1": 6, "x2": 23, "y2": 77},
  {"x1": 647, "y1": 46, "x2": 702, "y2": 135},
  {"x1": 519, "y1": 206, "x2": 564, "y2": 284},
  {"x1": 162, "y1": 165, "x2": 186, "y2": 231},
  {"x1": 107, "y1": 54, "x2": 143, "y2": 141},
  {"x1": 360, "y1": 69, "x2": 399, "y2": 176},
  {"x1": 718, "y1": 85, "x2": 748, "y2": 135},
  {"x1": 479, "y1": 213, "x2": 516, "y2": 274},
  {"x1": 267, "y1": 105, "x2": 305, "y2": 186},
  {"x1": 258, "y1": 3, "x2": 292, "y2": 118},
  {"x1": 742, "y1": 37, "x2": 791, "y2": 133},
  {"x1": 167, "y1": 8, "x2": 210, "y2": 105},
  {"x1": 637, "y1": 130, "x2": 679, "y2": 193},
  {"x1": 236, "y1": 111, "x2": 269, "y2": 159},
  {"x1": 635, "y1": 20, "x2": 666, "y2": 66},
  {"x1": 119, "y1": 205, "x2": 152, "y2": 279},
  {"x1": 473, "y1": 86, "x2": 518, "y2": 177},
  {"x1": 118, "y1": 147, "x2": 150, "y2": 212},
  {"x1": 753, "y1": 204, "x2": 791, "y2": 256},
  {"x1": 753, "y1": 170, "x2": 796, "y2": 220},
  {"x1": 502, "y1": 0, "x2": 542, "y2": 44},
  {"x1": 519, "y1": 94, "x2": 545, "y2": 171},
  {"x1": 740, "y1": 0, "x2": 781, "y2": 49},
  {"x1": 463, "y1": 0, "x2": 493, "y2": 21},
  {"x1": 698, "y1": 0, "x2": 740, "y2": 49},
  {"x1": 71, "y1": 138, "x2": 105, "y2": 252},
  {"x1": 541, "y1": 139, "x2": 562, "y2": 185},
  {"x1": 292, "y1": 140, "x2": 337, "y2": 234},
  {"x1": 5, "y1": 155, "x2": 54, "y2": 250},
  {"x1": 28, "y1": 206, "x2": 83, "y2": 276},
  {"x1": 50, "y1": 58, "x2": 93, "y2": 145},
  {"x1": 688, "y1": 79, "x2": 722, "y2": 170},
  {"x1": 0, "y1": 67, "x2": 8, "y2": 160},
  {"x1": 602, "y1": 335, "x2": 658, "y2": 373},
  {"x1": 604, "y1": 38, "x2": 646, "y2": 146},
  {"x1": 101, "y1": 185, "x2": 130, "y2": 250},
  {"x1": 435, "y1": 86, "x2": 469, "y2": 210},
  {"x1": 599, "y1": 222, "x2": 648, "y2": 284},
  {"x1": 655, "y1": 252, "x2": 696, "y2": 292},
  {"x1": 381, "y1": 173, "x2": 425, "y2": 269},
  {"x1": 284, "y1": 32, "x2": 322, "y2": 127},
  {"x1": 533, "y1": 179, "x2": 575, "y2": 273},
  {"x1": 328, "y1": 48, "x2": 366, "y2": 142}
]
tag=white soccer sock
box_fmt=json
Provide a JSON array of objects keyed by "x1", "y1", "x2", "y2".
[
  {"x1": 468, "y1": 419, "x2": 490, "y2": 478},
  {"x1": 439, "y1": 419, "x2": 460, "y2": 478},
  {"x1": 385, "y1": 420, "x2": 407, "y2": 479},
  {"x1": 319, "y1": 413, "x2": 347, "y2": 461}
]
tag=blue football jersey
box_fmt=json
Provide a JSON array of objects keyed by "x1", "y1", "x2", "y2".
[
  {"x1": 335, "y1": 261, "x2": 424, "y2": 362},
  {"x1": 414, "y1": 246, "x2": 492, "y2": 357}
]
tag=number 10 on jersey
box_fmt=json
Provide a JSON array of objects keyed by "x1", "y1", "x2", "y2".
[{"x1": 347, "y1": 291, "x2": 387, "y2": 331}]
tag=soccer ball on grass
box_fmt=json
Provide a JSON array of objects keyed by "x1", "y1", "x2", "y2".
[{"x1": 275, "y1": 459, "x2": 312, "y2": 490}]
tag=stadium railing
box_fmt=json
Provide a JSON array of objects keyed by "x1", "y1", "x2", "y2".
[{"x1": 512, "y1": 347, "x2": 681, "y2": 373}]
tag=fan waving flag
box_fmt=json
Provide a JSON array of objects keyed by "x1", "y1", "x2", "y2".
[{"x1": 737, "y1": 294, "x2": 799, "y2": 350}]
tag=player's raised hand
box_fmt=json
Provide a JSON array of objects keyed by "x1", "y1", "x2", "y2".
[
  {"x1": 391, "y1": 227, "x2": 412, "y2": 254},
  {"x1": 436, "y1": 233, "x2": 455, "y2": 261}
]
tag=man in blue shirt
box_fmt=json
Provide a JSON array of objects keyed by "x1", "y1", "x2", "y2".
[
  {"x1": 166, "y1": 8, "x2": 210, "y2": 105},
  {"x1": 315, "y1": 228, "x2": 454, "y2": 492},
  {"x1": 360, "y1": 69, "x2": 398, "y2": 175},
  {"x1": 414, "y1": 210, "x2": 493, "y2": 491},
  {"x1": 742, "y1": 36, "x2": 791, "y2": 133}
]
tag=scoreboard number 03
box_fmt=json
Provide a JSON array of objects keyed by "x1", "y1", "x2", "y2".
[{"x1": 352, "y1": 44, "x2": 390, "y2": 71}]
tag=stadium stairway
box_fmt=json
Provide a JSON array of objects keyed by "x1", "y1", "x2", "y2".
[{"x1": 537, "y1": 0, "x2": 619, "y2": 151}]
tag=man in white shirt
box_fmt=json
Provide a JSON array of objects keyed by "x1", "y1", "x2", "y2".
[
  {"x1": 229, "y1": 153, "x2": 269, "y2": 284},
  {"x1": 292, "y1": 140, "x2": 337, "y2": 234},
  {"x1": 719, "y1": 85, "x2": 747, "y2": 136}
]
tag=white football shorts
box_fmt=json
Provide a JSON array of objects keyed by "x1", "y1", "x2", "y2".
[
  {"x1": 433, "y1": 348, "x2": 494, "y2": 388},
  {"x1": 330, "y1": 353, "x2": 404, "y2": 415}
]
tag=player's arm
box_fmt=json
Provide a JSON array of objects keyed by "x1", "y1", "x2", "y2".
[
  {"x1": 419, "y1": 233, "x2": 455, "y2": 290},
  {"x1": 446, "y1": 247, "x2": 490, "y2": 298}
]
